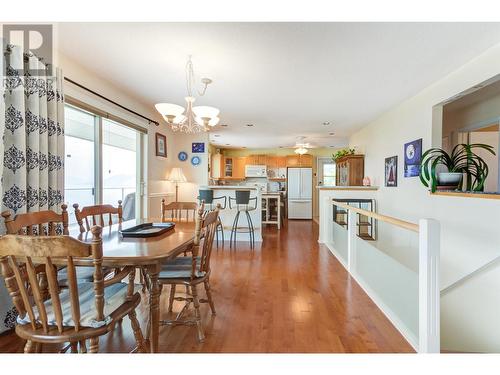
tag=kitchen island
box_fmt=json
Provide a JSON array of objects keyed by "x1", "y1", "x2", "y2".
[{"x1": 206, "y1": 186, "x2": 263, "y2": 243}]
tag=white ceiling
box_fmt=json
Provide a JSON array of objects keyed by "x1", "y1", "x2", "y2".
[{"x1": 57, "y1": 22, "x2": 500, "y2": 149}]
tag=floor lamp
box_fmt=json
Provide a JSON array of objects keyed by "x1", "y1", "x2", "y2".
[{"x1": 168, "y1": 167, "x2": 187, "y2": 202}]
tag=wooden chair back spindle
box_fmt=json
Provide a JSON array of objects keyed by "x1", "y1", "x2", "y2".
[
  {"x1": 192, "y1": 203, "x2": 220, "y2": 277},
  {"x1": 0, "y1": 226, "x2": 103, "y2": 336},
  {"x1": 161, "y1": 200, "x2": 198, "y2": 222},
  {"x1": 1, "y1": 204, "x2": 69, "y2": 236},
  {"x1": 73, "y1": 201, "x2": 122, "y2": 233}
]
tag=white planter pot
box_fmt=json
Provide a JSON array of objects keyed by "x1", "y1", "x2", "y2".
[{"x1": 437, "y1": 172, "x2": 463, "y2": 186}]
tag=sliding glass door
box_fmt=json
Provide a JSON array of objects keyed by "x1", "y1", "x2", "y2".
[
  {"x1": 64, "y1": 106, "x2": 97, "y2": 223},
  {"x1": 102, "y1": 119, "x2": 139, "y2": 220},
  {"x1": 64, "y1": 104, "x2": 145, "y2": 223}
]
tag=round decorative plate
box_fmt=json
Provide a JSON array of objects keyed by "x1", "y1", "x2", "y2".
[
  {"x1": 191, "y1": 156, "x2": 201, "y2": 166},
  {"x1": 178, "y1": 151, "x2": 188, "y2": 161}
]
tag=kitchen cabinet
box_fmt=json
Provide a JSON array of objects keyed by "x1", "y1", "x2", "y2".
[
  {"x1": 247, "y1": 154, "x2": 267, "y2": 165},
  {"x1": 336, "y1": 154, "x2": 364, "y2": 186},
  {"x1": 233, "y1": 157, "x2": 247, "y2": 179},
  {"x1": 246, "y1": 155, "x2": 257, "y2": 165},
  {"x1": 286, "y1": 154, "x2": 312, "y2": 167},
  {"x1": 211, "y1": 153, "x2": 224, "y2": 179},
  {"x1": 276, "y1": 156, "x2": 287, "y2": 168},
  {"x1": 223, "y1": 156, "x2": 246, "y2": 179},
  {"x1": 266, "y1": 156, "x2": 277, "y2": 169},
  {"x1": 224, "y1": 157, "x2": 233, "y2": 178}
]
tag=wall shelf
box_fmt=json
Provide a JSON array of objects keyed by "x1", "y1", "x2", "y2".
[{"x1": 431, "y1": 191, "x2": 500, "y2": 200}]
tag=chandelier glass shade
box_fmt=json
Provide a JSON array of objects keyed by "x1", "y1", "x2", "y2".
[
  {"x1": 155, "y1": 57, "x2": 219, "y2": 133},
  {"x1": 294, "y1": 147, "x2": 308, "y2": 155}
]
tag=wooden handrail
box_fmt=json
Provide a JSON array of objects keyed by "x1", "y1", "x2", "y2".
[{"x1": 332, "y1": 200, "x2": 419, "y2": 233}]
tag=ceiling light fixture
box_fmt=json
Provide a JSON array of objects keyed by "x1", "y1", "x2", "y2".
[
  {"x1": 323, "y1": 121, "x2": 331, "y2": 126},
  {"x1": 155, "y1": 56, "x2": 219, "y2": 133},
  {"x1": 295, "y1": 147, "x2": 308, "y2": 155},
  {"x1": 246, "y1": 124, "x2": 254, "y2": 127}
]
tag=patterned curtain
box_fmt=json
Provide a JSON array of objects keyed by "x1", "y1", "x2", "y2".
[{"x1": 0, "y1": 44, "x2": 65, "y2": 333}]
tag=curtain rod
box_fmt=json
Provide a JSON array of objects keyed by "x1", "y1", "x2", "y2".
[{"x1": 64, "y1": 77, "x2": 160, "y2": 126}]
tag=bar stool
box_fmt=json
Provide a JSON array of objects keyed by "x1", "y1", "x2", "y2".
[
  {"x1": 199, "y1": 189, "x2": 226, "y2": 246},
  {"x1": 229, "y1": 190, "x2": 257, "y2": 249}
]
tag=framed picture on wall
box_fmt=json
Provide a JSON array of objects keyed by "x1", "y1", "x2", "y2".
[
  {"x1": 385, "y1": 156, "x2": 398, "y2": 187},
  {"x1": 404, "y1": 138, "x2": 422, "y2": 177},
  {"x1": 192, "y1": 142, "x2": 205, "y2": 153},
  {"x1": 155, "y1": 133, "x2": 167, "y2": 157}
]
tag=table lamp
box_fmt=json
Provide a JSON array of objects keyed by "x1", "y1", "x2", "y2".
[{"x1": 168, "y1": 167, "x2": 187, "y2": 202}]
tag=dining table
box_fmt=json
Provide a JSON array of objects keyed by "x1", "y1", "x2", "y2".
[{"x1": 69, "y1": 218, "x2": 196, "y2": 353}]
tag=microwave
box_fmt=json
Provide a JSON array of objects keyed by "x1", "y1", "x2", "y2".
[{"x1": 245, "y1": 165, "x2": 267, "y2": 178}]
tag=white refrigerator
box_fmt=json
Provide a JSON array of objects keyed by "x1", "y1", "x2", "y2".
[{"x1": 287, "y1": 167, "x2": 313, "y2": 219}]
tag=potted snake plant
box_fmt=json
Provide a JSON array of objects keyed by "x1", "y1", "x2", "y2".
[{"x1": 420, "y1": 143, "x2": 495, "y2": 193}]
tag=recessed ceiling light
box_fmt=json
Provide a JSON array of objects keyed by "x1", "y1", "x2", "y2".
[
  {"x1": 246, "y1": 124, "x2": 254, "y2": 127},
  {"x1": 323, "y1": 121, "x2": 331, "y2": 126}
]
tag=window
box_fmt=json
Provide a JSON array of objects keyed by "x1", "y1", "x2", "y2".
[
  {"x1": 323, "y1": 163, "x2": 336, "y2": 186},
  {"x1": 64, "y1": 104, "x2": 145, "y2": 224},
  {"x1": 317, "y1": 157, "x2": 336, "y2": 186}
]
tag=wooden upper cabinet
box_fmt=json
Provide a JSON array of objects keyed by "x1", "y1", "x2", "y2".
[
  {"x1": 286, "y1": 154, "x2": 312, "y2": 167},
  {"x1": 286, "y1": 155, "x2": 300, "y2": 167},
  {"x1": 336, "y1": 154, "x2": 364, "y2": 186},
  {"x1": 276, "y1": 156, "x2": 287, "y2": 168},
  {"x1": 211, "y1": 153, "x2": 223, "y2": 179},
  {"x1": 299, "y1": 154, "x2": 313, "y2": 167},
  {"x1": 246, "y1": 155, "x2": 257, "y2": 165},
  {"x1": 233, "y1": 157, "x2": 247, "y2": 179},
  {"x1": 266, "y1": 156, "x2": 277, "y2": 169}
]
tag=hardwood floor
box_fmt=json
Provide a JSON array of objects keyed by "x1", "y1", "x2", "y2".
[{"x1": 0, "y1": 219, "x2": 413, "y2": 353}]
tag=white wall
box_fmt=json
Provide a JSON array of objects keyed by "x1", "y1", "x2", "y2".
[
  {"x1": 57, "y1": 52, "x2": 209, "y2": 218},
  {"x1": 349, "y1": 43, "x2": 500, "y2": 352}
]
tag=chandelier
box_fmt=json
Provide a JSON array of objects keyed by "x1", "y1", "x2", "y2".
[
  {"x1": 155, "y1": 56, "x2": 220, "y2": 133},
  {"x1": 294, "y1": 142, "x2": 310, "y2": 155}
]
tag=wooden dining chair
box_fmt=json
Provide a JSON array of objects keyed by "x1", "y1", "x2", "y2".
[
  {"x1": 157, "y1": 203, "x2": 220, "y2": 342},
  {"x1": 0, "y1": 204, "x2": 96, "y2": 292},
  {"x1": 73, "y1": 201, "x2": 123, "y2": 233},
  {"x1": 0, "y1": 226, "x2": 146, "y2": 353},
  {"x1": 2, "y1": 204, "x2": 69, "y2": 236},
  {"x1": 161, "y1": 200, "x2": 198, "y2": 222}
]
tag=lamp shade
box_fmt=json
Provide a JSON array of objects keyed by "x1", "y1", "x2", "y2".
[
  {"x1": 195, "y1": 116, "x2": 220, "y2": 126},
  {"x1": 192, "y1": 105, "x2": 220, "y2": 120},
  {"x1": 168, "y1": 167, "x2": 187, "y2": 183},
  {"x1": 155, "y1": 103, "x2": 185, "y2": 118}
]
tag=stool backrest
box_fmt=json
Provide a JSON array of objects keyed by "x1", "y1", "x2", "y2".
[
  {"x1": 235, "y1": 190, "x2": 251, "y2": 205},
  {"x1": 198, "y1": 189, "x2": 214, "y2": 204}
]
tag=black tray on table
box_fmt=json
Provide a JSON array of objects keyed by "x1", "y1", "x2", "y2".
[{"x1": 119, "y1": 222, "x2": 175, "y2": 238}]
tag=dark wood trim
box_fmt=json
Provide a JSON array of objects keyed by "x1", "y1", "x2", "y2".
[{"x1": 64, "y1": 77, "x2": 160, "y2": 126}]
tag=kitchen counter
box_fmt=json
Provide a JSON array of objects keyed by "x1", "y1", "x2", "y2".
[
  {"x1": 206, "y1": 186, "x2": 263, "y2": 243},
  {"x1": 208, "y1": 185, "x2": 259, "y2": 190},
  {"x1": 316, "y1": 186, "x2": 379, "y2": 190}
]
